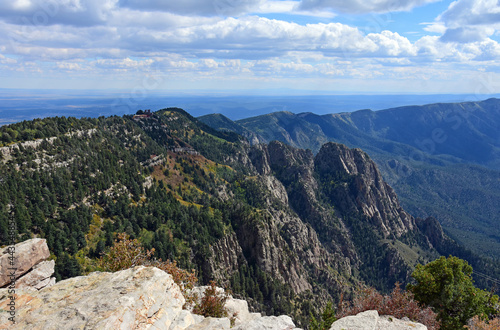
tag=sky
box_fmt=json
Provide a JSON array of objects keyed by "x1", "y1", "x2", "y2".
[{"x1": 1, "y1": 0, "x2": 500, "y2": 94}]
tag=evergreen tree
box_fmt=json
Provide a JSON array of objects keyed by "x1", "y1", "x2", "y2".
[
  {"x1": 408, "y1": 256, "x2": 499, "y2": 330},
  {"x1": 309, "y1": 302, "x2": 336, "y2": 330}
]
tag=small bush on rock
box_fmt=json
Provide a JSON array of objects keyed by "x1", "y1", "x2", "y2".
[
  {"x1": 98, "y1": 233, "x2": 230, "y2": 318},
  {"x1": 98, "y1": 233, "x2": 197, "y2": 299},
  {"x1": 97, "y1": 233, "x2": 154, "y2": 271},
  {"x1": 192, "y1": 280, "x2": 230, "y2": 318},
  {"x1": 338, "y1": 283, "x2": 440, "y2": 330}
]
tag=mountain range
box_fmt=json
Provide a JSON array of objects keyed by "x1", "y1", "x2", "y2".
[
  {"x1": 1, "y1": 105, "x2": 499, "y2": 327},
  {"x1": 199, "y1": 98, "x2": 500, "y2": 260}
]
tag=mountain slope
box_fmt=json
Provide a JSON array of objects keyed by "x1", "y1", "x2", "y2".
[
  {"x1": 231, "y1": 99, "x2": 500, "y2": 168},
  {"x1": 1, "y1": 107, "x2": 477, "y2": 326},
  {"x1": 199, "y1": 99, "x2": 500, "y2": 259}
]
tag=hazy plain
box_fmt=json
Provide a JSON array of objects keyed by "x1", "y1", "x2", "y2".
[{"x1": 2, "y1": 89, "x2": 498, "y2": 125}]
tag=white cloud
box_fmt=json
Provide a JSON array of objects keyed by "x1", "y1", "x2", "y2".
[
  {"x1": 367, "y1": 31, "x2": 417, "y2": 56},
  {"x1": 3, "y1": 9, "x2": 498, "y2": 67},
  {"x1": 438, "y1": 0, "x2": 500, "y2": 27},
  {"x1": 93, "y1": 58, "x2": 154, "y2": 71},
  {"x1": 437, "y1": 0, "x2": 500, "y2": 43},
  {"x1": 138, "y1": 17, "x2": 381, "y2": 58},
  {"x1": 414, "y1": 35, "x2": 445, "y2": 57},
  {"x1": 255, "y1": 1, "x2": 299, "y2": 13},
  {"x1": 153, "y1": 57, "x2": 197, "y2": 71},
  {"x1": 12, "y1": 0, "x2": 32, "y2": 11},
  {"x1": 421, "y1": 22, "x2": 446, "y2": 34},
  {"x1": 56, "y1": 61, "x2": 82, "y2": 70},
  {"x1": 0, "y1": 0, "x2": 499, "y2": 92},
  {"x1": 7, "y1": 44, "x2": 88, "y2": 61},
  {"x1": 298, "y1": 0, "x2": 439, "y2": 14},
  {"x1": 252, "y1": 1, "x2": 336, "y2": 18},
  {"x1": 0, "y1": 54, "x2": 17, "y2": 65},
  {"x1": 413, "y1": 33, "x2": 500, "y2": 63},
  {"x1": 107, "y1": 8, "x2": 219, "y2": 30},
  {"x1": 441, "y1": 26, "x2": 495, "y2": 43},
  {"x1": 316, "y1": 62, "x2": 344, "y2": 75}
]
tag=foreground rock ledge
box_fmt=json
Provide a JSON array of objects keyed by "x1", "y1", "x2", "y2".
[
  {"x1": 329, "y1": 310, "x2": 427, "y2": 330},
  {"x1": 0, "y1": 266, "x2": 299, "y2": 330},
  {"x1": 0, "y1": 238, "x2": 54, "y2": 289}
]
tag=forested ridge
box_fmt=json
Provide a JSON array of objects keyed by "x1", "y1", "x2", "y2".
[
  {"x1": 1, "y1": 108, "x2": 499, "y2": 327},
  {"x1": 0, "y1": 109, "x2": 303, "y2": 319}
]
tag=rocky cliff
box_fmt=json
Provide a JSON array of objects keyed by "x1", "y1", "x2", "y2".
[
  {"x1": 202, "y1": 137, "x2": 442, "y2": 324},
  {"x1": 238, "y1": 141, "x2": 437, "y2": 290},
  {"x1": 314, "y1": 142, "x2": 415, "y2": 238},
  {"x1": 0, "y1": 266, "x2": 300, "y2": 329}
]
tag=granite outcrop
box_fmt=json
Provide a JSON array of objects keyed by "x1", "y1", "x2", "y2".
[
  {"x1": 0, "y1": 238, "x2": 55, "y2": 290},
  {"x1": 0, "y1": 266, "x2": 300, "y2": 330}
]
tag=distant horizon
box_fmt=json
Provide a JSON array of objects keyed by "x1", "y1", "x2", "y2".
[{"x1": 1, "y1": 91, "x2": 499, "y2": 126}]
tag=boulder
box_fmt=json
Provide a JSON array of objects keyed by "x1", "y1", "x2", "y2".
[
  {"x1": 329, "y1": 310, "x2": 427, "y2": 330},
  {"x1": 0, "y1": 239, "x2": 50, "y2": 287},
  {"x1": 224, "y1": 297, "x2": 260, "y2": 325},
  {"x1": 0, "y1": 266, "x2": 301, "y2": 330},
  {"x1": 0, "y1": 266, "x2": 187, "y2": 329},
  {"x1": 15, "y1": 260, "x2": 55, "y2": 290}
]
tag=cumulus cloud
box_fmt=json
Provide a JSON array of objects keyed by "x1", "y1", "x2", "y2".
[
  {"x1": 0, "y1": 0, "x2": 499, "y2": 92},
  {"x1": 130, "y1": 17, "x2": 380, "y2": 58},
  {"x1": 413, "y1": 33, "x2": 500, "y2": 63},
  {"x1": 2, "y1": 8, "x2": 497, "y2": 66},
  {"x1": 366, "y1": 31, "x2": 417, "y2": 56},
  {"x1": 439, "y1": 0, "x2": 500, "y2": 27},
  {"x1": 104, "y1": 16, "x2": 380, "y2": 59},
  {"x1": 299, "y1": 0, "x2": 439, "y2": 14},
  {"x1": 437, "y1": 0, "x2": 500, "y2": 42}
]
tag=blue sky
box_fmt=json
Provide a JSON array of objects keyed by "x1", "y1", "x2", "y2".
[{"x1": 1, "y1": 0, "x2": 500, "y2": 94}]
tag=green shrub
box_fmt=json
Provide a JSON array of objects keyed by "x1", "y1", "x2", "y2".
[{"x1": 408, "y1": 256, "x2": 499, "y2": 330}]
